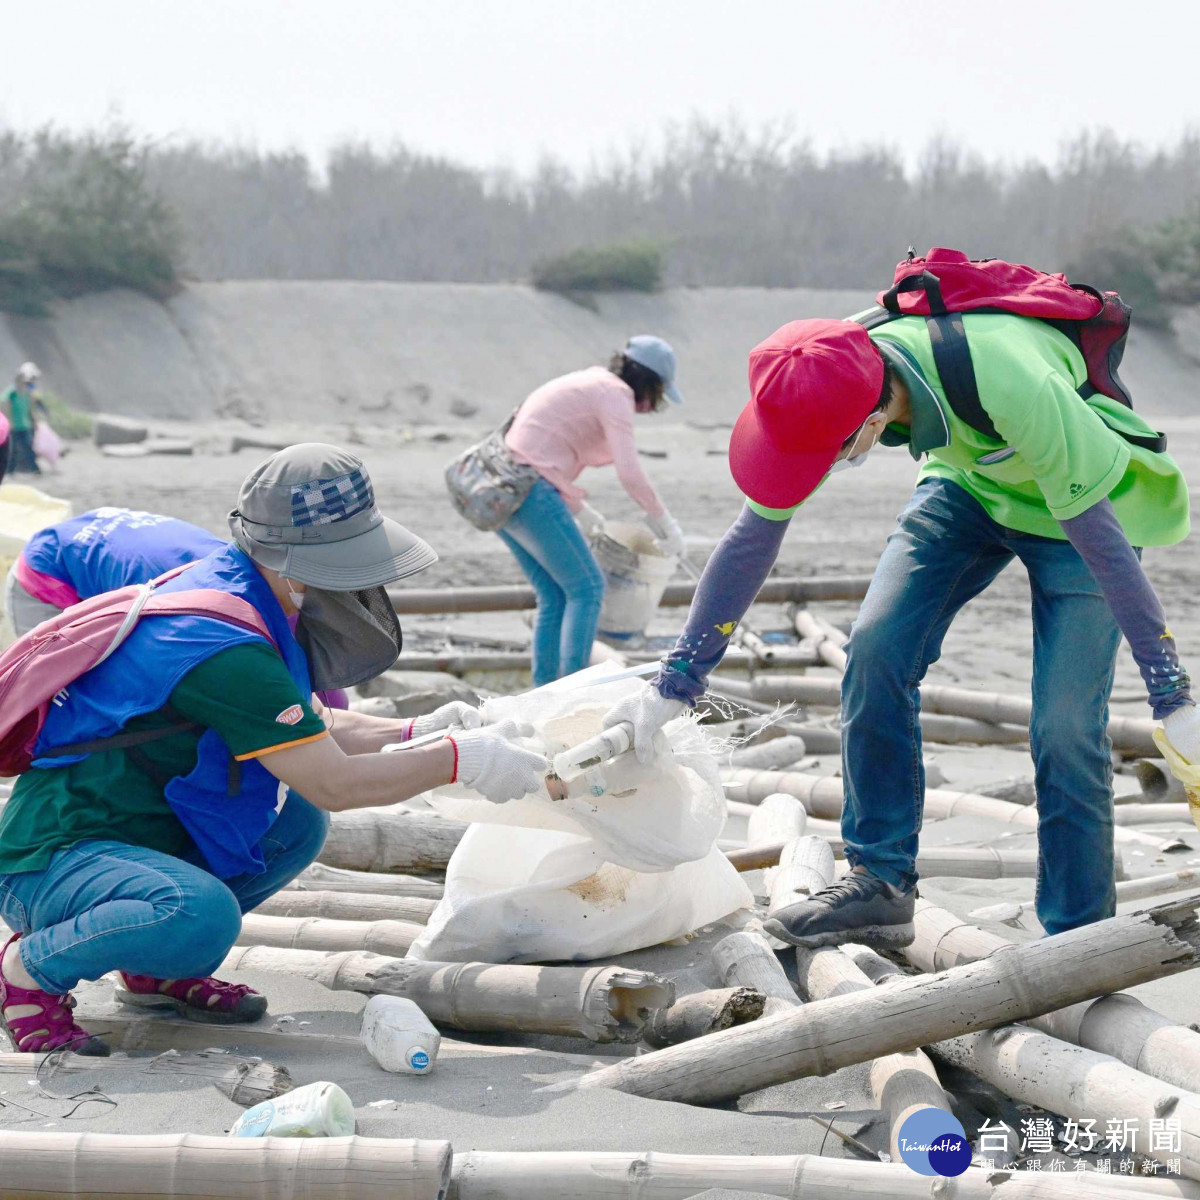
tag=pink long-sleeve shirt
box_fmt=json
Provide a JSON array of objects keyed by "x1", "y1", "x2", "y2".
[{"x1": 504, "y1": 366, "x2": 665, "y2": 518}]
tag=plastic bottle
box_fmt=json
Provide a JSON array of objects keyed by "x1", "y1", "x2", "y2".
[
  {"x1": 228, "y1": 1080, "x2": 355, "y2": 1138},
  {"x1": 360, "y1": 995, "x2": 441, "y2": 1074}
]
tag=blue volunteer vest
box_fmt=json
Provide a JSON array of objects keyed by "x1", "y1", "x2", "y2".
[
  {"x1": 23, "y1": 508, "x2": 225, "y2": 597},
  {"x1": 33, "y1": 545, "x2": 313, "y2": 878}
]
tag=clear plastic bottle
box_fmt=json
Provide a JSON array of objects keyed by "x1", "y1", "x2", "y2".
[
  {"x1": 228, "y1": 1080, "x2": 355, "y2": 1138},
  {"x1": 360, "y1": 995, "x2": 441, "y2": 1074}
]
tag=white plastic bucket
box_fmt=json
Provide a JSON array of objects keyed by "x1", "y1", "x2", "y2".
[{"x1": 593, "y1": 521, "x2": 675, "y2": 642}]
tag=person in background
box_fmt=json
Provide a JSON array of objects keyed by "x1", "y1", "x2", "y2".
[
  {"x1": 606, "y1": 315, "x2": 1194, "y2": 947},
  {"x1": 7, "y1": 508, "x2": 225, "y2": 638},
  {"x1": 0, "y1": 444, "x2": 546, "y2": 1055},
  {"x1": 499, "y1": 336, "x2": 686, "y2": 685},
  {"x1": 4, "y1": 363, "x2": 47, "y2": 475}
]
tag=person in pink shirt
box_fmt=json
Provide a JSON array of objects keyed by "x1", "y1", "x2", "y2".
[{"x1": 501, "y1": 335, "x2": 685, "y2": 684}]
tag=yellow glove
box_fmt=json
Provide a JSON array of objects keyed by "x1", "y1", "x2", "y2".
[{"x1": 1152, "y1": 726, "x2": 1200, "y2": 834}]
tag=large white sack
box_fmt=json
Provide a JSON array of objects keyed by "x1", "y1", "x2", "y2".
[
  {"x1": 406, "y1": 823, "x2": 753, "y2": 964},
  {"x1": 429, "y1": 667, "x2": 725, "y2": 873}
]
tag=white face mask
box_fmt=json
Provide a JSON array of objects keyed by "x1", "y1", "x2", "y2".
[
  {"x1": 829, "y1": 421, "x2": 874, "y2": 474},
  {"x1": 284, "y1": 578, "x2": 306, "y2": 611}
]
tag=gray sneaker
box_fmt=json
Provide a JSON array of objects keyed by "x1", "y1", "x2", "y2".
[{"x1": 761, "y1": 870, "x2": 915, "y2": 950}]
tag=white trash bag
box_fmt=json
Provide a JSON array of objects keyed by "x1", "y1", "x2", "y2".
[{"x1": 408, "y1": 666, "x2": 753, "y2": 963}]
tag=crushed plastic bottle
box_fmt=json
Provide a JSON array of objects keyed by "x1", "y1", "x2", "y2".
[
  {"x1": 360, "y1": 995, "x2": 441, "y2": 1074},
  {"x1": 228, "y1": 1080, "x2": 355, "y2": 1138}
]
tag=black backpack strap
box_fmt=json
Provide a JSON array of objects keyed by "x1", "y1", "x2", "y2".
[
  {"x1": 925, "y1": 313, "x2": 1001, "y2": 441},
  {"x1": 882, "y1": 270, "x2": 946, "y2": 316},
  {"x1": 39, "y1": 703, "x2": 200, "y2": 761}
]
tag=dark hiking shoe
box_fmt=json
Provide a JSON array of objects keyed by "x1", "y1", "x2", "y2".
[{"x1": 762, "y1": 869, "x2": 916, "y2": 950}]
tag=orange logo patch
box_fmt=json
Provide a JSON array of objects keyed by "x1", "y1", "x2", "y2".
[{"x1": 276, "y1": 704, "x2": 304, "y2": 726}]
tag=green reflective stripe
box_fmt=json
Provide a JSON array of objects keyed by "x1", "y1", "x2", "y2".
[{"x1": 745, "y1": 497, "x2": 802, "y2": 521}]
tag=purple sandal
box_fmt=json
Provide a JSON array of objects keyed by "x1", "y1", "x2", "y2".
[
  {"x1": 0, "y1": 933, "x2": 109, "y2": 1056},
  {"x1": 116, "y1": 971, "x2": 269, "y2": 1024}
]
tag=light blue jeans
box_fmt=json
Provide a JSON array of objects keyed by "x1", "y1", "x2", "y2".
[
  {"x1": 0, "y1": 795, "x2": 329, "y2": 994},
  {"x1": 499, "y1": 477, "x2": 605, "y2": 685},
  {"x1": 842, "y1": 478, "x2": 1121, "y2": 935}
]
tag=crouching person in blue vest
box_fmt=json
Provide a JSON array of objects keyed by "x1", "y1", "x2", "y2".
[{"x1": 0, "y1": 444, "x2": 547, "y2": 1055}]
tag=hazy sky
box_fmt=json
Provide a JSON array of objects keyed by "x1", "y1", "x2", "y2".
[{"x1": 4, "y1": 1, "x2": 1196, "y2": 174}]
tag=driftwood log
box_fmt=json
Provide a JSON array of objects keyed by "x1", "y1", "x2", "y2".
[
  {"x1": 641, "y1": 987, "x2": 766, "y2": 1049},
  {"x1": 0, "y1": 1133, "x2": 452, "y2": 1200},
  {"x1": 906, "y1": 898, "x2": 1200, "y2": 1094},
  {"x1": 715, "y1": 673, "x2": 1160, "y2": 757},
  {"x1": 711, "y1": 930, "x2": 800, "y2": 1016},
  {"x1": 293, "y1": 861, "x2": 446, "y2": 898},
  {"x1": 745, "y1": 793, "x2": 808, "y2": 844},
  {"x1": 321, "y1": 808, "x2": 468, "y2": 873},
  {"x1": 255, "y1": 888, "x2": 438, "y2": 924},
  {"x1": 1113, "y1": 803, "x2": 1194, "y2": 826},
  {"x1": 222, "y1": 944, "x2": 672, "y2": 1042},
  {"x1": 845, "y1": 943, "x2": 1200, "y2": 1181},
  {"x1": 237, "y1": 912, "x2": 424, "y2": 956},
  {"x1": 728, "y1": 735, "x2": 811, "y2": 771},
  {"x1": 721, "y1": 768, "x2": 1188, "y2": 852},
  {"x1": 448, "y1": 1151, "x2": 1200, "y2": 1199},
  {"x1": 768, "y1": 836, "x2": 836, "y2": 915},
  {"x1": 792, "y1": 608, "x2": 848, "y2": 672},
  {"x1": 570, "y1": 897, "x2": 1200, "y2": 1101}
]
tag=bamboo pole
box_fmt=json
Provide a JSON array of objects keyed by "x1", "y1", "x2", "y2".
[
  {"x1": 449, "y1": 1150, "x2": 1200, "y2": 1199},
  {"x1": 0, "y1": 1133, "x2": 453, "y2": 1200},
  {"x1": 727, "y1": 843, "x2": 1039, "y2": 877},
  {"x1": 388, "y1": 575, "x2": 874, "y2": 615},
  {"x1": 569, "y1": 896, "x2": 1200, "y2": 1101},
  {"x1": 728, "y1": 735, "x2": 810, "y2": 771},
  {"x1": 721, "y1": 768, "x2": 1188, "y2": 852},
  {"x1": 712, "y1": 677, "x2": 1030, "y2": 745},
  {"x1": 717, "y1": 673, "x2": 1161, "y2": 756},
  {"x1": 294, "y1": 862, "x2": 446, "y2": 898},
  {"x1": 321, "y1": 809, "x2": 468, "y2": 874},
  {"x1": 237, "y1": 912, "x2": 423, "y2": 956},
  {"x1": 396, "y1": 645, "x2": 820, "y2": 675},
  {"x1": 745, "y1": 793, "x2": 808, "y2": 845},
  {"x1": 711, "y1": 930, "x2": 800, "y2": 1016},
  {"x1": 1117, "y1": 868, "x2": 1200, "y2": 904},
  {"x1": 221, "y1": 944, "x2": 673, "y2": 1042},
  {"x1": 1113, "y1": 803, "x2": 1194, "y2": 826},
  {"x1": 642, "y1": 987, "x2": 765, "y2": 1049},
  {"x1": 905, "y1": 899, "x2": 1200, "y2": 1095},
  {"x1": 768, "y1": 836, "x2": 836, "y2": 915},
  {"x1": 792, "y1": 609, "x2": 847, "y2": 672},
  {"x1": 255, "y1": 888, "x2": 438, "y2": 924}
]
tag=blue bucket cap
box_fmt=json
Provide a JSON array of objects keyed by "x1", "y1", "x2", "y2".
[{"x1": 624, "y1": 335, "x2": 683, "y2": 405}]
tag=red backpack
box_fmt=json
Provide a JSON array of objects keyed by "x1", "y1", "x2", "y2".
[
  {"x1": 856, "y1": 246, "x2": 1166, "y2": 453},
  {"x1": 0, "y1": 566, "x2": 273, "y2": 777}
]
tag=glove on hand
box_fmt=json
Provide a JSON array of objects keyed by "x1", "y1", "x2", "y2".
[
  {"x1": 409, "y1": 700, "x2": 483, "y2": 739},
  {"x1": 1162, "y1": 705, "x2": 1200, "y2": 764},
  {"x1": 603, "y1": 682, "x2": 687, "y2": 766},
  {"x1": 646, "y1": 511, "x2": 685, "y2": 558},
  {"x1": 451, "y1": 720, "x2": 547, "y2": 803},
  {"x1": 576, "y1": 503, "x2": 606, "y2": 538}
]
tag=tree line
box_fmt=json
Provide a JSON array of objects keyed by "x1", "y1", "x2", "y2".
[{"x1": 1, "y1": 119, "x2": 1199, "y2": 315}]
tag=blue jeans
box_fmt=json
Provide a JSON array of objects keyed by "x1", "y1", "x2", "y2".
[
  {"x1": 499, "y1": 477, "x2": 605, "y2": 686},
  {"x1": 842, "y1": 478, "x2": 1120, "y2": 935},
  {"x1": 0, "y1": 795, "x2": 329, "y2": 994}
]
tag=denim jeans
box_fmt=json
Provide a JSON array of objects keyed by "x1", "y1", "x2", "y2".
[
  {"x1": 499, "y1": 477, "x2": 605, "y2": 685},
  {"x1": 8, "y1": 429, "x2": 39, "y2": 474},
  {"x1": 0, "y1": 794, "x2": 329, "y2": 994},
  {"x1": 841, "y1": 478, "x2": 1121, "y2": 935}
]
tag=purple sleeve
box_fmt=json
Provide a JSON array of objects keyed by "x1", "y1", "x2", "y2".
[
  {"x1": 1060, "y1": 499, "x2": 1192, "y2": 719},
  {"x1": 654, "y1": 504, "x2": 790, "y2": 705}
]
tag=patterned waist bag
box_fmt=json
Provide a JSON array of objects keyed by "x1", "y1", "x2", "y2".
[{"x1": 444, "y1": 409, "x2": 542, "y2": 532}]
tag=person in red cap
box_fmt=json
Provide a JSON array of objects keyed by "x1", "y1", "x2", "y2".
[{"x1": 604, "y1": 312, "x2": 1194, "y2": 947}]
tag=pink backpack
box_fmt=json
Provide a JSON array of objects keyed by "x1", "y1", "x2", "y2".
[{"x1": 0, "y1": 566, "x2": 273, "y2": 777}]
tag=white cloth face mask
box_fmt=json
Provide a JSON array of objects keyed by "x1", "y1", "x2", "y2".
[
  {"x1": 829, "y1": 423, "x2": 872, "y2": 474},
  {"x1": 284, "y1": 578, "x2": 307, "y2": 610}
]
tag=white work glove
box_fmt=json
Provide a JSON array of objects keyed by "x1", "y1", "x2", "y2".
[
  {"x1": 576, "y1": 503, "x2": 606, "y2": 538},
  {"x1": 1161, "y1": 706, "x2": 1200, "y2": 764},
  {"x1": 646, "y1": 511, "x2": 685, "y2": 558},
  {"x1": 603, "y1": 682, "x2": 687, "y2": 766},
  {"x1": 409, "y1": 700, "x2": 483, "y2": 739},
  {"x1": 451, "y1": 720, "x2": 548, "y2": 804}
]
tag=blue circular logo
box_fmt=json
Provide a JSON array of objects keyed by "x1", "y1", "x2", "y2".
[
  {"x1": 408, "y1": 1048, "x2": 431, "y2": 1072},
  {"x1": 896, "y1": 1107, "x2": 971, "y2": 1177}
]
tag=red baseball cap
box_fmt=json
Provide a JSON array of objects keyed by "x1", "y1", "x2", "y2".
[{"x1": 729, "y1": 319, "x2": 884, "y2": 509}]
